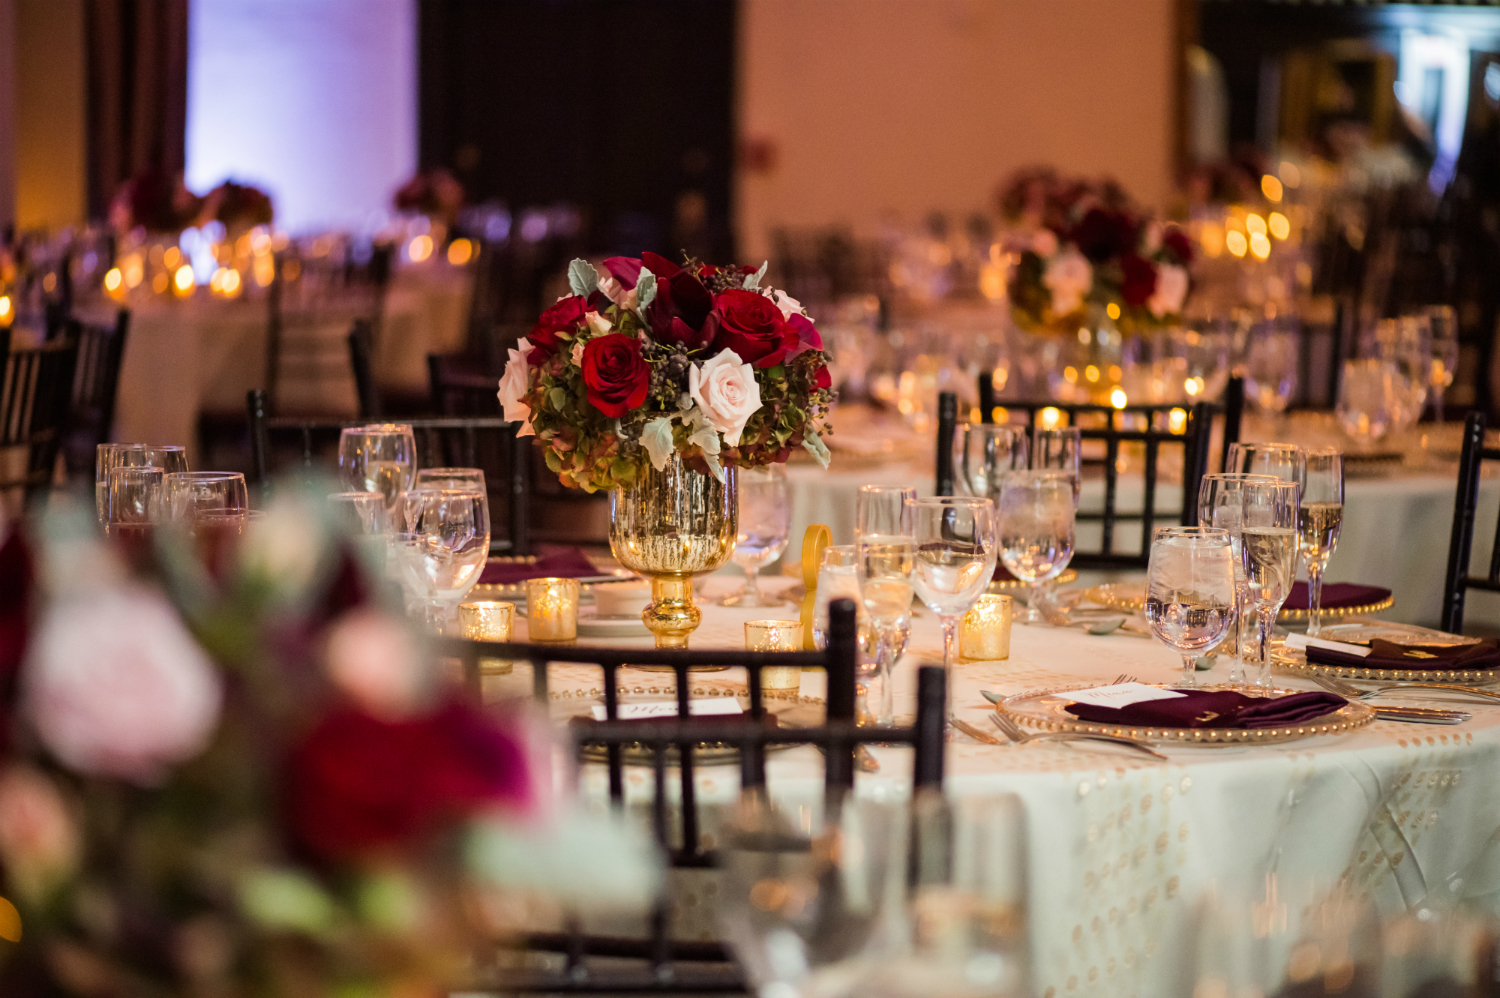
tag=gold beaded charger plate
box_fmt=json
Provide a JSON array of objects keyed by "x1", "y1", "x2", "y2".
[
  {"x1": 989, "y1": 569, "x2": 1076, "y2": 594},
  {"x1": 550, "y1": 679, "x2": 827, "y2": 766},
  {"x1": 998, "y1": 682, "x2": 1375, "y2": 746},
  {"x1": 1272, "y1": 622, "x2": 1497, "y2": 684},
  {"x1": 1085, "y1": 582, "x2": 1394, "y2": 623}
]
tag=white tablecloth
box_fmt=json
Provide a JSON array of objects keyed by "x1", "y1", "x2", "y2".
[{"x1": 495, "y1": 575, "x2": 1500, "y2": 998}]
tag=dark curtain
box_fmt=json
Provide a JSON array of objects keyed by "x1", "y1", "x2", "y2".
[{"x1": 84, "y1": 0, "x2": 189, "y2": 219}]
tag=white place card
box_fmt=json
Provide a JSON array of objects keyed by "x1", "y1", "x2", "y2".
[
  {"x1": 1065, "y1": 683, "x2": 1187, "y2": 709},
  {"x1": 591, "y1": 699, "x2": 744, "y2": 721},
  {"x1": 1284, "y1": 633, "x2": 1372, "y2": 658}
]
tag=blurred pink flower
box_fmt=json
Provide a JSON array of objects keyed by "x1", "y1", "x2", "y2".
[
  {"x1": 324, "y1": 609, "x2": 430, "y2": 720},
  {"x1": 22, "y1": 587, "x2": 222, "y2": 784},
  {"x1": 0, "y1": 765, "x2": 78, "y2": 900}
]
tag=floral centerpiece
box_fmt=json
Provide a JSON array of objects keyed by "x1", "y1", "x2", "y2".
[
  {"x1": 999, "y1": 167, "x2": 1193, "y2": 333},
  {"x1": 497, "y1": 251, "x2": 834, "y2": 493},
  {"x1": 0, "y1": 496, "x2": 656, "y2": 995},
  {"x1": 393, "y1": 168, "x2": 465, "y2": 227},
  {"x1": 108, "y1": 166, "x2": 205, "y2": 236},
  {"x1": 200, "y1": 180, "x2": 275, "y2": 234}
]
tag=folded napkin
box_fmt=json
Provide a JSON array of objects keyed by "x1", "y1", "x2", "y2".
[
  {"x1": 1305, "y1": 637, "x2": 1500, "y2": 672},
  {"x1": 1064, "y1": 688, "x2": 1347, "y2": 729},
  {"x1": 1281, "y1": 582, "x2": 1391, "y2": 611},
  {"x1": 480, "y1": 547, "x2": 600, "y2": 586}
]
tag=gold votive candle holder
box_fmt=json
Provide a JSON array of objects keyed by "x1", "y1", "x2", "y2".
[
  {"x1": 960, "y1": 594, "x2": 1013, "y2": 661},
  {"x1": 745, "y1": 619, "x2": 804, "y2": 695},
  {"x1": 459, "y1": 600, "x2": 515, "y2": 675},
  {"x1": 526, "y1": 577, "x2": 580, "y2": 642}
]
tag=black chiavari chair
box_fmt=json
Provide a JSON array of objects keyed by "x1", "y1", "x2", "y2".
[
  {"x1": 0, "y1": 329, "x2": 80, "y2": 508},
  {"x1": 47, "y1": 309, "x2": 130, "y2": 482},
  {"x1": 346, "y1": 319, "x2": 381, "y2": 419},
  {"x1": 441, "y1": 599, "x2": 947, "y2": 993},
  {"x1": 1443, "y1": 413, "x2": 1500, "y2": 633},
  {"x1": 246, "y1": 388, "x2": 530, "y2": 556}
]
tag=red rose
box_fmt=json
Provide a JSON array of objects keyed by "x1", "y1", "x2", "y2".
[
  {"x1": 582, "y1": 333, "x2": 650, "y2": 417},
  {"x1": 642, "y1": 251, "x2": 715, "y2": 351},
  {"x1": 813, "y1": 363, "x2": 832, "y2": 390},
  {"x1": 1162, "y1": 226, "x2": 1193, "y2": 266},
  {"x1": 1071, "y1": 208, "x2": 1138, "y2": 263},
  {"x1": 787, "y1": 313, "x2": 823, "y2": 357},
  {"x1": 706, "y1": 289, "x2": 797, "y2": 368},
  {"x1": 287, "y1": 700, "x2": 531, "y2": 861},
  {"x1": 1119, "y1": 254, "x2": 1158, "y2": 307},
  {"x1": 529, "y1": 295, "x2": 586, "y2": 354}
]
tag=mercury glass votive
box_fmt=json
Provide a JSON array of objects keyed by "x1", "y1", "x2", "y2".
[
  {"x1": 745, "y1": 619, "x2": 804, "y2": 695},
  {"x1": 526, "y1": 578, "x2": 580, "y2": 642},
  {"x1": 459, "y1": 600, "x2": 515, "y2": 675},
  {"x1": 960, "y1": 594, "x2": 1013, "y2": 661}
]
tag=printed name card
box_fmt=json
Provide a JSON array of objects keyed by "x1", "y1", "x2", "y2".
[
  {"x1": 1284, "y1": 633, "x2": 1372, "y2": 658},
  {"x1": 591, "y1": 699, "x2": 744, "y2": 721},
  {"x1": 1065, "y1": 683, "x2": 1186, "y2": 709}
]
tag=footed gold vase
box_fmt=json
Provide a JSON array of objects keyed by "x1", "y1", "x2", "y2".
[{"x1": 609, "y1": 454, "x2": 737, "y2": 649}]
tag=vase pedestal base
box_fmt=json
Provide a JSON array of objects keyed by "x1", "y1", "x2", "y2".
[{"x1": 627, "y1": 576, "x2": 727, "y2": 670}]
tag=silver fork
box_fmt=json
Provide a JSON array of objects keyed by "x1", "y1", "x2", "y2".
[
  {"x1": 1313, "y1": 673, "x2": 1500, "y2": 703},
  {"x1": 989, "y1": 711, "x2": 1168, "y2": 761}
]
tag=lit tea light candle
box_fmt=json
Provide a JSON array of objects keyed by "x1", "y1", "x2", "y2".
[
  {"x1": 960, "y1": 594, "x2": 1013, "y2": 661},
  {"x1": 745, "y1": 619, "x2": 804, "y2": 695},
  {"x1": 459, "y1": 600, "x2": 515, "y2": 674},
  {"x1": 526, "y1": 578, "x2": 579, "y2": 642}
]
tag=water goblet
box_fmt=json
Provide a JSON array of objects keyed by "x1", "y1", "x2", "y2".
[
  {"x1": 1244, "y1": 319, "x2": 1299, "y2": 417},
  {"x1": 857, "y1": 484, "x2": 915, "y2": 537},
  {"x1": 907, "y1": 496, "x2": 997, "y2": 670},
  {"x1": 1197, "y1": 473, "x2": 1277, "y2": 684},
  {"x1": 165, "y1": 471, "x2": 249, "y2": 520},
  {"x1": 1224, "y1": 440, "x2": 1305, "y2": 487},
  {"x1": 1240, "y1": 479, "x2": 1301, "y2": 689},
  {"x1": 338, "y1": 424, "x2": 417, "y2": 513},
  {"x1": 1299, "y1": 448, "x2": 1344, "y2": 637},
  {"x1": 1144, "y1": 526, "x2": 1237, "y2": 687},
  {"x1": 1031, "y1": 425, "x2": 1082, "y2": 504},
  {"x1": 1336, "y1": 359, "x2": 1398, "y2": 445},
  {"x1": 955, "y1": 423, "x2": 1029, "y2": 500},
  {"x1": 395, "y1": 487, "x2": 490, "y2": 632},
  {"x1": 995, "y1": 470, "x2": 1075, "y2": 625},
  {"x1": 328, "y1": 491, "x2": 389, "y2": 534},
  {"x1": 723, "y1": 465, "x2": 791, "y2": 607},
  {"x1": 855, "y1": 533, "x2": 913, "y2": 728}
]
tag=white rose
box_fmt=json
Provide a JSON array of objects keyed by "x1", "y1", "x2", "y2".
[
  {"x1": 1032, "y1": 229, "x2": 1059, "y2": 258},
  {"x1": 1148, "y1": 264, "x2": 1189, "y2": 318},
  {"x1": 687, "y1": 349, "x2": 762, "y2": 447},
  {"x1": 23, "y1": 586, "x2": 223, "y2": 785},
  {"x1": 584, "y1": 311, "x2": 613, "y2": 336},
  {"x1": 770, "y1": 289, "x2": 802, "y2": 320},
  {"x1": 1042, "y1": 248, "x2": 1092, "y2": 317},
  {"x1": 496, "y1": 337, "x2": 535, "y2": 438}
]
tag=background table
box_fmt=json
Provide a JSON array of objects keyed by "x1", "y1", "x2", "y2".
[{"x1": 491, "y1": 574, "x2": 1500, "y2": 998}]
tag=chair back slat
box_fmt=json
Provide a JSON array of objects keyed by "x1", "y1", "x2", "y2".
[
  {"x1": 1443, "y1": 412, "x2": 1491, "y2": 632},
  {"x1": 0, "y1": 329, "x2": 80, "y2": 507}
]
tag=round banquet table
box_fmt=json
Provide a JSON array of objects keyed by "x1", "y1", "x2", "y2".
[{"x1": 490, "y1": 574, "x2": 1500, "y2": 998}]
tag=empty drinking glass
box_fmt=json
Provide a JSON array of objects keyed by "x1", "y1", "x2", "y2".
[
  {"x1": 328, "y1": 491, "x2": 389, "y2": 534},
  {"x1": 393, "y1": 487, "x2": 491, "y2": 631},
  {"x1": 107, "y1": 466, "x2": 165, "y2": 539},
  {"x1": 165, "y1": 472, "x2": 249, "y2": 520},
  {"x1": 1336, "y1": 359, "x2": 1398, "y2": 443},
  {"x1": 1372, "y1": 315, "x2": 1429, "y2": 432},
  {"x1": 1244, "y1": 318, "x2": 1299, "y2": 415},
  {"x1": 1299, "y1": 448, "x2": 1345, "y2": 637},
  {"x1": 338, "y1": 424, "x2": 417, "y2": 512},
  {"x1": 1145, "y1": 526, "x2": 1236, "y2": 688},
  {"x1": 96, "y1": 444, "x2": 187, "y2": 522},
  {"x1": 857, "y1": 484, "x2": 916, "y2": 537},
  {"x1": 1224, "y1": 440, "x2": 1305, "y2": 487},
  {"x1": 1031, "y1": 425, "x2": 1082, "y2": 502},
  {"x1": 724, "y1": 465, "x2": 791, "y2": 607},
  {"x1": 955, "y1": 423, "x2": 1029, "y2": 501},
  {"x1": 416, "y1": 467, "x2": 485, "y2": 492},
  {"x1": 908, "y1": 496, "x2": 997, "y2": 670},
  {"x1": 996, "y1": 470, "x2": 1076, "y2": 624},
  {"x1": 1241, "y1": 479, "x2": 1301, "y2": 688},
  {"x1": 1197, "y1": 473, "x2": 1277, "y2": 685}
]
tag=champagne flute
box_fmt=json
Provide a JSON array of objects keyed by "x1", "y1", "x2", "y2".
[
  {"x1": 1240, "y1": 479, "x2": 1300, "y2": 689},
  {"x1": 955, "y1": 424, "x2": 1029, "y2": 500},
  {"x1": 1144, "y1": 526, "x2": 1237, "y2": 687},
  {"x1": 907, "y1": 496, "x2": 997, "y2": 670},
  {"x1": 995, "y1": 470, "x2": 1075, "y2": 624},
  {"x1": 165, "y1": 471, "x2": 249, "y2": 520},
  {"x1": 394, "y1": 487, "x2": 490, "y2": 631},
  {"x1": 338, "y1": 424, "x2": 417, "y2": 513},
  {"x1": 856, "y1": 534, "x2": 913, "y2": 728},
  {"x1": 723, "y1": 465, "x2": 791, "y2": 607},
  {"x1": 1197, "y1": 473, "x2": 1277, "y2": 685},
  {"x1": 1299, "y1": 448, "x2": 1344, "y2": 637},
  {"x1": 1224, "y1": 441, "x2": 1305, "y2": 487}
]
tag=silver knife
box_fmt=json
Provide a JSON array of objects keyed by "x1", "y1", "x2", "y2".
[{"x1": 1372, "y1": 705, "x2": 1471, "y2": 725}]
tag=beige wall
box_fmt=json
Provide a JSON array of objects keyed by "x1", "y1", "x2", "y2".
[
  {"x1": 14, "y1": 0, "x2": 86, "y2": 231},
  {"x1": 736, "y1": 0, "x2": 1177, "y2": 260}
]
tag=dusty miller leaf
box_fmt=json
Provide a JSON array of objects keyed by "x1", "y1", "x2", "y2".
[
  {"x1": 641, "y1": 417, "x2": 676, "y2": 471},
  {"x1": 567, "y1": 259, "x2": 597, "y2": 298},
  {"x1": 742, "y1": 261, "x2": 769, "y2": 290},
  {"x1": 802, "y1": 428, "x2": 831, "y2": 469},
  {"x1": 636, "y1": 269, "x2": 657, "y2": 315}
]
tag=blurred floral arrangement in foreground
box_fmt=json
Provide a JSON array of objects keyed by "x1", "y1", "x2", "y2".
[{"x1": 0, "y1": 488, "x2": 657, "y2": 997}]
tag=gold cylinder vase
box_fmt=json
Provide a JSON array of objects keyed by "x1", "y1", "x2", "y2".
[{"x1": 609, "y1": 453, "x2": 737, "y2": 649}]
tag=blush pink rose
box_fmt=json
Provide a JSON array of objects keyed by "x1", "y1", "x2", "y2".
[
  {"x1": 688, "y1": 348, "x2": 762, "y2": 446},
  {"x1": 497, "y1": 337, "x2": 536, "y2": 437}
]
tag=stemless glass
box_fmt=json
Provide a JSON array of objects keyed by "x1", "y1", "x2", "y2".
[
  {"x1": 106, "y1": 467, "x2": 165, "y2": 541},
  {"x1": 955, "y1": 424, "x2": 1029, "y2": 500},
  {"x1": 1145, "y1": 526, "x2": 1236, "y2": 687},
  {"x1": 856, "y1": 533, "x2": 914, "y2": 728},
  {"x1": 857, "y1": 484, "x2": 916, "y2": 536},
  {"x1": 1224, "y1": 441, "x2": 1305, "y2": 487},
  {"x1": 394, "y1": 487, "x2": 490, "y2": 631},
  {"x1": 1032, "y1": 425, "x2": 1083, "y2": 502},
  {"x1": 1241, "y1": 479, "x2": 1301, "y2": 688},
  {"x1": 338, "y1": 424, "x2": 417, "y2": 512},
  {"x1": 96, "y1": 444, "x2": 187, "y2": 522},
  {"x1": 908, "y1": 496, "x2": 997, "y2": 670},
  {"x1": 1198, "y1": 473, "x2": 1277, "y2": 685},
  {"x1": 723, "y1": 465, "x2": 791, "y2": 607},
  {"x1": 165, "y1": 472, "x2": 249, "y2": 519},
  {"x1": 1299, "y1": 448, "x2": 1345, "y2": 637},
  {"x1": 995, "y1": 470, "x2": 1076, "y2": 624}
]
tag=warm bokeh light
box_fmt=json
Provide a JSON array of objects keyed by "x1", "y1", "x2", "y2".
[
  {"x1": 1268, "y1": 212, "x2": 1290, "y2": 240},
  {"x1": 152, "y1": 272, "x2": 170, "y2": 294},
  {"x1": 123, "y1": 254, "x2": 144, "y2": 288},
  {"x1": 408, "y1": 234, "x2": 433, "y2": 263},
  {"x1": 992, "y1": 405, "x2": 1010, "y2": 424},
  {"x1": 1279, "y1": 160, "x2": 1302, "y2": 189},
  {"x1": 446, "y1": 237, "x2": 474, "y2": 266},
  {"x1": 1245, "y1": 214, "x2": 1267, "y2": 236},
  {"x1": 1063, "y1": 366, "x2": 1078, "y2": 384},
  {"x1": 1226, "y1": 231, "x2": 1248, "y2": 257},
  {"x1": 163, "y1": 246, "x2": 182, "y2": 269},
  {"x1": 0, "y1": 297, "x2": 10, "y2": 327},
  {"x1": 1168, "y1": 408, "x2": 1188, "y2": 433},
  {"x1": 1039, "y1": 406, "x2": 1061, "y2": 429},
  {"x1": 254, "y1": 254, "x2": 276, "y2": 287},
  {"x1": 1260, "y1": 175, "x2": 1283, "y2": 202},
  {"x1": 210, "y1": 267, "x2": 243, "y2": 297},
  {"x1": 1110, "y1": 388, "x2": 1128, "y2": 409},
  {"x1": 1197, "y1": 220, "x2": 1225, "y2": 259},
  {"x1": 979, "y1": 263, "x2": 1006, "y2": 300},
  {"x1": 1084, "y1": 364, "x2": 1100, "y2": 383},
  {"x1": 173, "y1": 265, "x2": 196, "y2": 296},
  {"x1": 1108, "y1": 364, "x2": 1122, "y2": 382},
  {"x1": 1249, "y1": 232, "x2": 1271, "y2": 259},
  {"x1": 1184, "y1": 376, "x2": 1204, "y2": 397},
  {"x1": 1105, "y1": 302, "x2": 1121, "y2": 320},
  {"x1": 103, "y1": 268, "x2": 122, "y2": 292}
]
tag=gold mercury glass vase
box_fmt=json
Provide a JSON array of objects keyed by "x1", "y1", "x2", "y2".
[{"x1": 609, "y1": 452, "x2": 737, "y2": 649}]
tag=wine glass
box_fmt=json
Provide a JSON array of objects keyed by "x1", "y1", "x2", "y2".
[
  {"x1": 416, "y1": 467, "x2": 485, "y2": 492},
  {"x1": 723, "y1": 465, "x2": 791, "y2": 607},
  {"x1": 856, "y1": 534, "x2": 914, "y2": 728},
  {"x1": 328, "y1": 491, "x2": 389, "y2": 534},
  {"x1": 1240, "y1": 479, "x2": 1300, "y2": 689},
  {"x1": 1336, "y1": 359, "x2": 1398, "y2": 444},
  {"x1": 393, "y1": 487, "x2": 490, "y2": 631},
  {"x1": 955, "y1": 424, "x2": 1029, "y2": 500},
  {"x1": 165, "y1": 472, "x2": 249, "y2": 520},
  {"x1": 1144, "y1": 526, "x2": 1237, "y2": 687},
  {"x1": 96, "y1": 444, "x2": 187, "y2": 522},
  {"x1": 1224, "y1": 441, "x2": 1305, "y2": 487},
  {"x1": 1244, "y1": 319, "x2": 1299, "y2": 416},
  {"x1": 907, "y1": 496, "x2": 997, "y2": 670},
  {"x1": 1299, "y1": 448, "x2": 1344, "y2": 637},
  {"x1": 1031, "y1": 425, "x2": 1082, "y2": 503},
  {"x1": 995, "y1": 471, "x2": 1075, "y2": 625},
  {"x1": 1373, "y1": 316, "x2": 1430, "y2": 433},
  {"x1": 338, "y1": 424, "x2": 417, "y2": 513},
  {"x1": 1426, "y1": 304, "x2": 1459, "y2": 423},
  {"x1": 857, "y1": 484, "x2": 916, "y2": 536},
  {"x1": 1197, "y1": 473, "x2": 1277, "y2": 685}
]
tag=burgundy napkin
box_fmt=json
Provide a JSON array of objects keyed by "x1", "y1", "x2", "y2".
[
  {"x1": 1281, "y1": 582, "x2": 1391, "y2": 611},
  {"x1": 480, "y1": 547, "x2": 600, "y2": 586},
  {"x1": 1064, "y1": 688, "x2": 1347, "y2": 729},
  {"x1": 994, "y1": 563, "x2": 1019, "y2": 583},
  {"x1": 1305, "y1": 637, "x2": 1500, "y2": 672}
]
